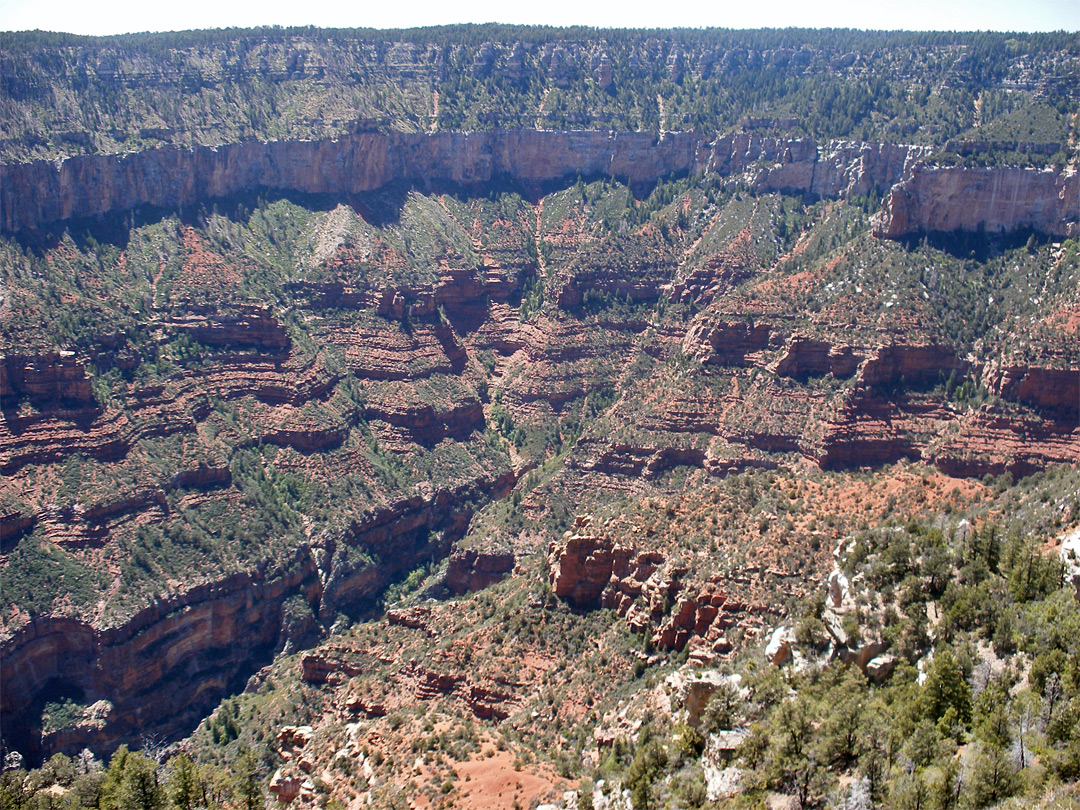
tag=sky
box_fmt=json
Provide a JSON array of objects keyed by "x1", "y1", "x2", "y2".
[
  {"x1": 0, "y1": 0, "x2": 1075, "y2": 36},
  {"x1": 0, "y1": 0, "x2": 1077, "y2": 35}
]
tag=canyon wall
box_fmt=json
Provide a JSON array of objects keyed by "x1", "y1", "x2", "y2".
[
  {"x1": 3, "y1": 125, "x2": 1077, "y2": 766},
  {"x1": 0, "y1": 557, "x2": 318, "y2": 763},
  {"x1": 0, "y1": 470, "x2": 516, "y2": 763},
  {"x1": 3, "y1": 130, "x2": 1074, "y2": 237},
  {"x1": 874, "y1": 164, "x2": 1080, "y2": 240}
]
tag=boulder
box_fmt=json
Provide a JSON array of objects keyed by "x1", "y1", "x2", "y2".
[
  {"x1": 766, "y1": 626, "x2": 795, "y2": 666},
  {"x1": 667, "y1": 670, "x2": 742, "y2": 728},
  {"x1": 826, "y1": 566, "x2": 849, "y2": 609},
  {"x1": 866, "y1": 653, "x2": 898, "y2": 683},
  {"x1": 269, "y1": 769, "x2": 304, "y2": 803},
  {"x1": 1060, "y1": 526, "x2": 1080, "y2": 599}
]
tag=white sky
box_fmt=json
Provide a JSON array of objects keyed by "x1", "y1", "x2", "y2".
[{"x1": 0, "y1": 0, "x2": 1077, "y2": 35}]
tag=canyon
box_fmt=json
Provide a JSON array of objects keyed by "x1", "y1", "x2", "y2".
[
  {"x1": 3, "y1": 226, "x2": 1076, "y2": 761},
  {"x1": 0, "y1": 28, "x2": 1078, "y2": 802}
]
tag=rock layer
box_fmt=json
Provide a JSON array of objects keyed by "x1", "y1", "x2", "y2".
[
  {"x1": 0, "y1": 557, "x2": 318, "y2": 763},
  {"x1": 874, "y1": 164, "x2": 1080, "y2": 239},
  {"x1": 0, "y1": 470, "x2": 516, "y2": 762},
  {"x1": 3, "y1": 130, "x2": 1073, "y2": 237}
]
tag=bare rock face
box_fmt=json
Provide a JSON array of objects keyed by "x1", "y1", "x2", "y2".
[
  {"x1": 683, "y1": 319, "x2": 773, "y2": 367},
  {"x1": 0, "y1": 131, "x2": 705, "y2": 231},
  {"x1": 394, "y1": 659, "x2": 515, "y2": 720},
  {"x1": 865, "y1": 653, "x2": 898, "y2": 683},
  {"x1": 3, "y1": 130, "x2": 1066, "y2": 240},
  {"x1": 547, "y1": 517, "x2": 633, "y2": 608},
  {"x1": 666, "y1": 670, "x2": 743, "y2": 728},
  {"x1": 997, "y1": 366, "x2": 1080, "y2": 420},
  {"x1": 874, "y1": 165, "x2": 1080, "y2": 239},
  {"x1": 822, "y1": 564, "x2": 892, "y2": 674},
  {"x1": 1060, "y1": 526, "x2": 1080, "y2": 600},
  {"x1": 548, "y1": 517, "x2": 772, "y2": 653},
  {"x1": 163, "y1": 306, "x2": 289, "y2": 353},
  {"x1": 595, "y1": 53, "x2": 614, "y2": 90},
  {"x1": 702, "y1": 135, "x2": 927, "y2": 199},
  {"x1": 765, "y1": 626, "x2": 795, "y2": 666},
  {"x1": 2, "y1": 352, "x2": 95, "y2": 408},
  {"x1": 771, "y1": 337, "x2": 859, "y2": 380},
  {"x1": 439, "y1": 549, "x2": 515, "y2": 596},
  {"x1": 857, "y1": 344, "x2": 968, "y2": 389},
  {"x1": 269, "y1": 769, "x2": 305, "y2": 804},
  {"x1": 300, "y1": 652, "x2": 362, "y2": 685}
]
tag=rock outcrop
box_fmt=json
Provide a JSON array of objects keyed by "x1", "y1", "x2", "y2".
[
  {"x1": 1, "y1": 352, "x2": 96, "y2": 408},
  {"x1": 438, "y1": 549, "x2": 515, "y2": 596},
  {"x1": 874, "y1": 164, "x2": 1080, "y2": 239},
  {"x1": 1060, "y1": 526, "x2": 1080, "y2": 600},
  {"x1": 547, "y1": 517, "x2": 775, "y2": 654},
  {"x1": 163, "y1": 306, "x2": 290, "y2": 353},
  {"x1": 548, "y1": 518, "x2": 636, "y2": 608},
  {"x1": 0, "y1": 556, "x2": 319, "y2": 762},
  {"x1": 2, "y1": 130, "x2": 1069, "y2": 238},
  {"x1": 771, "y1": 337, "x2": 859, "y2": 380},
  {"x1": 996, "y1": 365, "x2": 1080, "y2": 420},
  {"x1": 857, "y1": 344, "x2": 968, "y2": 390},
  {"x1": 765, "y1": 626, "x2": 795, "y2": 666}
]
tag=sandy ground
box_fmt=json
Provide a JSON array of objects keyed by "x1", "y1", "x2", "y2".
[{"x1": 448, "y1": 748, "x2": 570, "y2": 810}]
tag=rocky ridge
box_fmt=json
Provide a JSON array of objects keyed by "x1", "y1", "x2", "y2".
[
  {"x1": 2, "y1": 131, "x2": 1076, "y2": 238},
  {"x1": 548, "y1": 515, "x2": 785, "y2": 661}
]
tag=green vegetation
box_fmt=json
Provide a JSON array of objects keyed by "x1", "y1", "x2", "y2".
[
  {"x1": 0, "y1": 744, "x2": 267, "y2": 810},
  {"x1": 565, "y1": 466, "x2": 1080, "y2": 809},
  {"x1": 6, "y1": 465, "x2": 1080, "y2": 808},
  {"x1": 0, "y1": 533, "x2": 106, "y2": 617}
]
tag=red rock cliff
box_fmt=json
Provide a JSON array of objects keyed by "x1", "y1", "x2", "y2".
[
  {"x1": 874, "y1": 165, "x2": 1079, "y2": 239},
  {"x1": 5, "y1": 130, "x2": 1063, "y2": 238}
]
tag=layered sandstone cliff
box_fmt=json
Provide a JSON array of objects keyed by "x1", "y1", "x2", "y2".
[
  {"x1": 3, "y1": 130, "x2": 1072, "y2": 238},
  {"x1": 0, "y1": 558, "x2": 318, "y2": 762},
  {"x1": 0, "y1": 469, "x2": 516, "y2": 762},
  {"x1": 874, "y1": 164, "x2": 1080, "y2": 239}
]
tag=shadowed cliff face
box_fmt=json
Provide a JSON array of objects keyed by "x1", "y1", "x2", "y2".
[
  {"x1": 0, "y1": 469, "x2": 517, "y2": 763},
  {"x1": 3, "y1": 130, "x2": 1074, "y2": 238},
  {"x1": 0, "y1": 561, "x2": 318, "y2": 763}
]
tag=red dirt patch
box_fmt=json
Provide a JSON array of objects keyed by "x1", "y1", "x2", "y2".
[{"x1": 450, "y1": 748, "x2": 569, "y2": 810}]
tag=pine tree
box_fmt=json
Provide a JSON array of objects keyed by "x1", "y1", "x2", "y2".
[
  {"x1": 920, "y1": 649, "x2": 971, "y2": 733},
  {"x1": 117, "y1": 753, "x2": 162, "y2": 810},
  {"x1": 166, "y1": 754, "x2": 199, "y2": 810},
  {"x1": 233, "y1": 747, "x2": 261, "y2": 810},
  {"x1": 98, "y1": 745, "x2": 130, "y2": 810}
]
